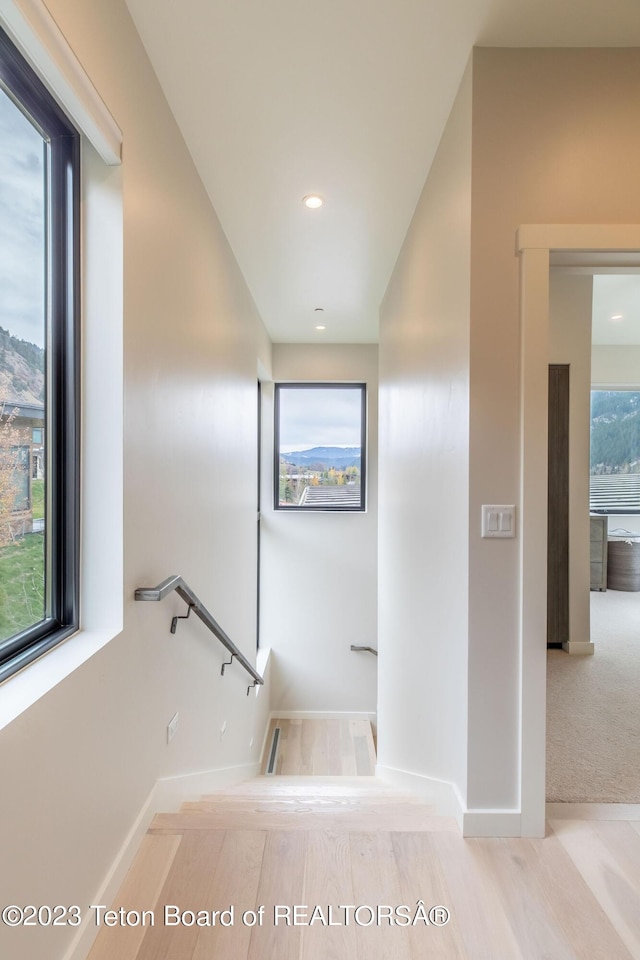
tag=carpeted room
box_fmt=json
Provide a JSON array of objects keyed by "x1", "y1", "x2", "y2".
[{"x1": 547, "y1": 588, "x2": 640, "y2": 804}]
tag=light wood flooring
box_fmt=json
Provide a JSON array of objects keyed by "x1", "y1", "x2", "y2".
[
  {"x1": 261, "y1": 718, "x2": 376, "y2": 776},
  {"x1": 87, "y1": 721, "x2": 640, "y2": 960}
]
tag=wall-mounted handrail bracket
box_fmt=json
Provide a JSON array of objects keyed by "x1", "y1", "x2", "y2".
[
  {"x1": 247, "y1": 679, "x2": 259, "y2": 696},
  {"x1": 221, "y1": 653, "x2": 235, "y2": 676},
  {"x1": 135, "y1": 575, "x2": 264, "y2": 691},
  {"x1": 171, "y1": 602, "x2": 195, "y2": 635},
  {"x1": 350, "y1": 644, "x2": 378, "y2": 656}
]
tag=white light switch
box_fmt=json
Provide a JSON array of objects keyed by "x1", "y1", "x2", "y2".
[{"x1": 482, "y1": 504, "x2": 516, "y2": 538}]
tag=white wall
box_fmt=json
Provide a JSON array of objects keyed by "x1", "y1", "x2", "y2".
[
  {"x1": 260, "y1": 344, "x2": 378, "y2": 715},
  {"x1": 549, "y1": 271, "x2": 593, "y2": 650},
  {"x1": 592, "y1": 345, "x2": 640, "y2": 387},
  {"x1": 377, "y1": 63, "x2": 471, "y2": 809},
  {"x1": 379, "y1": 48, "x2": 640, "y2": 826},
  {"x1": 468, "y1": 47, "x2": 640, "y2": 813},
  {"x1": 0, "y1": 2, "x2": 272, "y2": 958}
]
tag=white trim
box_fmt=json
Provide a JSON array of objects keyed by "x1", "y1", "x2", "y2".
[
  {"x1": 562, "y1": 641, "x2": 595, "y2": 655},
  {"x1": 517, "y1": 224, "x2": 640, "y2": 252},
  {"x1": 519, "y1": 246, "x2": 550, "y2": 839},
  {"x1": 270, "y1": 710, "x2": 377, "y2": 724},
  {"x1": 62, "y1": 780, "x2": 158, "y2": 960},
  {"x1": 546, "y1": 802, "x2": 640, "y2": 820},
  {"x1": 462, "y1": 810, "x2": 522, "y2": 838},
  {"x1": 376, "y1": 764, "x2": 522, "y2": 837},
  {"x1": 0, "y1": 0, "x2": 121, "y2": 164},
  {"x1": 518, "y1": 224, "x2": 640, "y2": 839},
  {"x1": 376, "y1": 763, "x2": 464, "y2": 830},
  {"x1": 592, "y1": 383, "x2": 640, "y2": 391},
  {"x1": 153, "y1": 762, "x2": 261, "y2": 809},
  {"x1": 0, "y1": 628, "x2": 119, "y2": 732},
  {"x1": 63, "y1": 761, "x2": 260, "y2": 960}
]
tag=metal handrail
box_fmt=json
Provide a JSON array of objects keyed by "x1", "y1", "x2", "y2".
[
  {"x1": 350, "y1": 644, "x2": 378, "y2": 656},
  {"x1": 135, "y1": 575, "x2": 263, "y2": 694}
]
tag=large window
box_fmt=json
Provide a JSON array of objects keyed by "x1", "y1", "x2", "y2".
[
  {"x1": 274, "y1": 383, "x2": 366, "y2": 511},
  {"x1": 590, "y1": 389, "x2": 640, "y2": 514},
  {"x1": 0, "y1": 27, "x2": 79, "y2": 682}
]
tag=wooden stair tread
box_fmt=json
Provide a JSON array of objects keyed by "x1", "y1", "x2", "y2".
[
  {"x1": 209, "y1": 775, "x2": 396, "y2": 796},
  {"x1": 150, "y1": 807, "x2": 456, "y2": 833},
  {"x1": 183, "y1": 796, "x2": 428, "y2": 813}
]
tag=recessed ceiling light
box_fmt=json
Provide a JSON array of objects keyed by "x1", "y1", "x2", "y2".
[
  {"x1": 315, "y1": 324, "x2": 326, "y2": 331},
  {"x1": 610, "y1": 314, "x2": 624, "y2": 321},
  {"x1": 303, "y1": 194, "x2": 324, "y2": 209}
]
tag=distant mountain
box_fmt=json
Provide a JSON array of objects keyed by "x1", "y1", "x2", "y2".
[
  {"x1": 0, "y1": 326, "x2": 44, "y2": 406},
  {"x1": 591, "y1": 390, "x2": 640, "y2": 473},
  {"x1": 282, "y1": 446, "x2": 361, "y2": 470}
]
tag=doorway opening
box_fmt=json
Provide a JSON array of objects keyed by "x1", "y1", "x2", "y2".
[
  {"x1": 545, "y1": 266, "x2": 640, "y2": 804},
  {"x1": 517, "y1": 224, "x2": 640, "y2": 835}
]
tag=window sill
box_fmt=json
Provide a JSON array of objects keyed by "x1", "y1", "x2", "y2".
[{"x1": 0, "y1": 624, "x2": 121, "y2": 732}]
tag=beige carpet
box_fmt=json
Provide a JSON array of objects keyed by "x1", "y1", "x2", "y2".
[{"x1": 546, "y1": 589, "x2": 640, "y2": 803}]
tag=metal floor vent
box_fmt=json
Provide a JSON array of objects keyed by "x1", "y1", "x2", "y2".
[{"x1": 266, "y1": 726, "x2": 281, "y2": 775}]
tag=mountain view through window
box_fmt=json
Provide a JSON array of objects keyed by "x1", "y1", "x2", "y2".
[
  {"x1": 590, "y1": 390, "x2": 640, "y2": 514},
  {"x1": 275, "y1": 384, "x2": 366, "y2": 510}
]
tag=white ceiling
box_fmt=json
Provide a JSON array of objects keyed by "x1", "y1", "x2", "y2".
[{"x1": 124, "y1": 0, "x2": 640, "y2": 343}]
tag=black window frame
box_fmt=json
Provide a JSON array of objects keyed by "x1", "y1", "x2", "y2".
[
  {"x1": 0, "y1": 27, "x2": 80, "y2": 683},
  {"x1": 274, "y1": 382, "x2": 367, "y2": 512}
]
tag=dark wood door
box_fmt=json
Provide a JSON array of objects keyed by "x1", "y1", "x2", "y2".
[{"x1": 548, "y1": 364, "x2": 570, "y2": 646}]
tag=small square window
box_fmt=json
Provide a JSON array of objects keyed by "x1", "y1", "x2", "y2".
[{"x1": 274, "y1": 383, "x2": 366, "y2": 511}]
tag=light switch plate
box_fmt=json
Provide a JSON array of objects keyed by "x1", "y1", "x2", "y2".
[{"x1": 482, "y1": 504, "x2": 516, "y2": 538}]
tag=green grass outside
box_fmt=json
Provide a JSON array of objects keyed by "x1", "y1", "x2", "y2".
[
  {"x1": 0, "y1": 533, "x2": 45, "y2": 642},
  {"x1": 31, "y1": 478, "x2": 44, "y2": 520}
]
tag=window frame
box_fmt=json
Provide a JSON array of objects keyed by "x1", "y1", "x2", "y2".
[
  {"x1": 273, "y1": 382, "x2": 367, "y2": 512},
  {"x1": 0, "y1": 26, "x2": 80, "y2": 683}
]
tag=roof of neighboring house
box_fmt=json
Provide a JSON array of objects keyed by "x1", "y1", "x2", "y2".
[
  {"x1": 590, "y1": 475, "x2": 640, "y2": 514},
  {"x1": 300, "y1": 484, "x2": 362, "y2": 508},
  {"x1": 0, "y1": 400, "x2": 44, "y2": 421}
]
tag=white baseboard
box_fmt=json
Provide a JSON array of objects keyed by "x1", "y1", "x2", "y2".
[
  {"x1": 562, "y1": 641, "x2": 595, "y2": 655},
  {"x1": 375, "y1": 764, "x2": 465, "y2": 830},
  {"x1": 547, "y1": 801, "x2": 640, "y2": 820},
  {"x1": 376, "y1": 765, "x2": 523, "y2": 837},
  {"x1": 270, "y1": 710, "x2": 377, "y2": 724},
  {"x1": 462, "y1": 810, "x2": 522, "y2": 837},
  {"x1": 64, "y1": 759, "x2": 261, "y2": 960},
  {"x1": 153, "y1": 761, "x2": 261, "y2": 808},
  {"x1": 62, "y1": 781, "x2": 159, "y2": 960}
]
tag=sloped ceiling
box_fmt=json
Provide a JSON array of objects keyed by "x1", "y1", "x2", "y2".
[{"x1": 125, "y1": 0, "x2": 640, "y2": 343}]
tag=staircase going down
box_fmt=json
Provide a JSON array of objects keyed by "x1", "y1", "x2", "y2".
[
  {"x1": 87, "y1": 720, "x2": 462, "y2": 960},
  {"x1": 85, "y1": 717, "x2": 640, "y2": 959}
]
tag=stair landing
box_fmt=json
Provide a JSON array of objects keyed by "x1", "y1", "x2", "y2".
[{"x1": 261, "y1": 717, "x2": 377, "y2": 776}]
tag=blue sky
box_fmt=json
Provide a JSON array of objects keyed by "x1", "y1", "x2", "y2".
[
  {"x1": 279, "y1": 386, "x2": 362, "y2": 451},
  {"x1": 0, "y1": 86, "x2": 45, "y2": 347}
]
